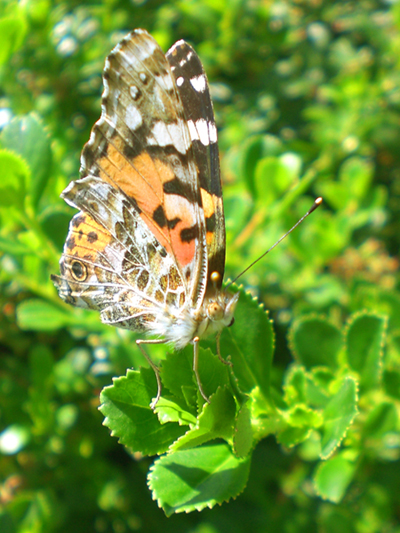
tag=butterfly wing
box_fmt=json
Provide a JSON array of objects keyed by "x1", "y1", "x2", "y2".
[
  {"x1": 166, "y1": 40, "x2": 225, "y2": 290},
  {"x1": 52, "y1": 29, "x2": 209, "y2": 330}
]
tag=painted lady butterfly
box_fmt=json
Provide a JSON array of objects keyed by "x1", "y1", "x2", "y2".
[{"x1": 51, "y1": 29, "x2": 239, "y2": 407}]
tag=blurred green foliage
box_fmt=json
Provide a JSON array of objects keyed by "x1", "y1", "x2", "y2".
[{"x1": 1, "y1": 0, "x2": 400, "y2": 531}]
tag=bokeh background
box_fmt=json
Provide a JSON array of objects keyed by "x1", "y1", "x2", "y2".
[{"x1": 1, "y1": 0, "x2": 399, "y2": 531}]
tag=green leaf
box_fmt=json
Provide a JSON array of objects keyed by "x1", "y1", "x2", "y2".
[
  {"x1": 16, "y1": 299, "x2": 73, "y2": 331},
  {"x1": 278, "y1": 405, "x2": 322, "y2": 447},
  {"x1": 154, "y1": 396, "x2": 197, "y2": 427},
  {"x1": 0, "y1": 12, "x2": 27, "y2": 66},
  {"x1": 284, "y1": 365, "x2": 333, "y2": 409},
  {"x1": 161, "y1": 345, "x2": 197, "y2": 402},
  {"x1": 233, "y1": 402, "x2": 253, "y2": 457},
  {"x1": 194, "y1": 347, "x2": 232, "y2": 402},
  {"x1": 1, "y1": 114, "x2": 52, "y2": 209},
  {"x1": 284, "y1": 404, "x2": 323, "y2": 429},
  {"x1": 40, "y1": 209, "x2": 72, "y2": 249},
  {"x1": 289, "y1": 316, "x2": 342, "y2": 369},
  {"x1": 254, "y1": 153, "x2": 301, "y2": 208},
  {"x1": 0, "y1": 149, "x2": 30, "y2": 208},
  {"x1": 320, "y1": 377, "x2": 358, "y2": 459},
  {"x1": 25, "y1": 345, "x2": 55, "y2": 435},
  {"x1": 283, "y1": 365, "x2": 307, "y2": 405},
  {"x1": 218, "y1": 290, "x2": 274, "y2": 404},
  {"x1": 318, "y1": 156, "x2": 373, "y2": 210},
  {"x1": 240, "y1": 134, "x2": 282, "y2": 198},
  {"x1": 99, "y1": 369, "x2": 185, "y2": 456},
  {"x1": 170, "y1": 387, "x2": 236, "y2": 452},
  {"x1": 277, "y1": 426, "x2": 311, "y2": 447},
  {"x1": 148, "y1": 442, "x2": 251, "y2": 515},
  {"x1": 161, "y1": 345, "x2": 231, "y2": 409},
  {"x1": 363, "y1": 401, "x2": 398, "y2": 439},
  {"x1": 0, "y1": 235, "x2": 30, "y2": 255},
  {"x1": 383, "y1": 369, "x2": 400, "y2": 400},
  {"x1": 345, "y1": 312, "x2": 387, "y2": 390},
  {"x1": 305, "y1": 369, "x2": 333, "y2": 408},
  {"x1": 314, "y1": 452, "x2": 357, "y2": 503}
]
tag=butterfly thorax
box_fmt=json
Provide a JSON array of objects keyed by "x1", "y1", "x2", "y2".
[{"x1": 148, "y1": 289, "x2": 239, "y2": 350}]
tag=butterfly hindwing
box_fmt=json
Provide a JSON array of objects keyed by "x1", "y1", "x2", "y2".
[{"x1": 51, "y1": 182, "x2": 186, "y2": 331}]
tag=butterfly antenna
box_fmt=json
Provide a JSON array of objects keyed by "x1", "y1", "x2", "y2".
[{"x1": 226, "y1": 197, "x2": 323, "y2": 287}]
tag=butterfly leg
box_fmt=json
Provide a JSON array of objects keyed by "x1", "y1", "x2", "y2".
[
  {"x1": 136, "y1": 338, "x2": 166, "y2": 409},
  {"x1": 193, "y1": 337, "x2": 211, "y2": 404},
  {"x1": 216, "y1": 333, "x2": 233, "y2": 367}
]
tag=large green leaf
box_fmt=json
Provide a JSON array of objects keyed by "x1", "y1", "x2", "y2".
[
  {"x1": 345, "y1": 312, "x2": 387, "y2": 390},
  {"x1": 148, "y1": 442, "x2": 251, "y2": 515},
  {"x1": 100, "y1": 369, "x2": 185, "y2": 456},
  {"x1": 289, "y1": 316, "x2": 342, "y2": 369},
  {"x1": 314, "y1": 451, "x2": 357, "y2": 503},
  {"x1": 0, "y1": 12, "x2": 27, "y2": 66},
  {"x1": 16, "y1": 299, "x2": 73, "y2": 331},
  {"x1": 0, "y1": 149, "x2": 29, "y2": 208},
  {"x1": 170, "y1": 387, "x2": 237, "y2": 452},
  {"x1": 1, "y1": 114, "x2": 52, "y2": 209},
  {"x1": 217, "y1": 290, "x2": 274, "y2": 403},
  {"x1": 320, "y1": 377, "x2": 358, "y2": 459}
]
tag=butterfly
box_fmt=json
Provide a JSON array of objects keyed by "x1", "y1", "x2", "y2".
[{"x1": 51, "y1": 29, "x2": 239, "y2": 408}]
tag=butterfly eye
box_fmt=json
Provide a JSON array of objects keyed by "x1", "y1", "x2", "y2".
[
  {"x1": 208, "y1": 301, "x2": 224, "y2": 321},
  {"x1": 70, "y1": 260, "x2": 87, "y2": 282}
]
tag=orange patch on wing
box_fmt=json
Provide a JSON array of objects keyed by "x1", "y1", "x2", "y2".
[
  {"x1": 97, "y1": 140, "x2": 176, "y2": 253},
  {"x1": 97, "y1": 138, "x2": 199, "y2": 268},
  {"x1": 200, "y1": 188, "x2": 215, "y2": 218},
  {"x1": 164, "y1": 194, "x2": 197, "y2": 267},
  {"x1": 66, "y1": 213, "x2": 111, "y2": 260},
  {"x1": 200, "y1": 187, "x2": 217, "y2": 246}
]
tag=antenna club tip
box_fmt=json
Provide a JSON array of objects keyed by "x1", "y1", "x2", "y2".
[{"x1": 309, "y1": 197, "x2": 323, "y2": 214}]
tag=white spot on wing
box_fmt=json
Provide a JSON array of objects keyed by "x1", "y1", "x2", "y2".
[
  {"x1": 196, "y1": 118, "x2": 210, "y2": 146},
  {"x1": 188, "y1": 119, "x2": 217, "y2": 146},
  {"x1": 177, "y1": 76, "x2": 184, "y2": 87},
  {"x1": 190, "y1": 74, "x2": 206, "y2": 93},
  {"x1": 148, "y1": 120, "x2": 191, "y2": 154},
  {"x1": 209, "y1": 121, "x2": 217, "y2": 143},
  {"x1": 179, "y1": 50, "x2": 193, "y2": 68},
  {"x1": 188, "y1": 120, "x2": 199, "y2": 141},
  {"x1": 125, "y1": 104, "x2": 142, "y2": 130},
  {"x1": 130, "y1": 85, "x2": 139, "y2": 99},
  {"x1": 156, "y1": 73, "x2": 174, "y2": 91}
]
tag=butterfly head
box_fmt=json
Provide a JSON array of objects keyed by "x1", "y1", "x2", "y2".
[{"x1": 203, "y1": 289, "x2": 240, "y2": 336}]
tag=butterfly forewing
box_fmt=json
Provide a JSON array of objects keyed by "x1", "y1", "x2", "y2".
[
  {"x1": 166, "y1": 40, "x2": 225, "y2": 289},
  {"x1": 76, "y1": 29, "x2": 208, "y2": 306}
]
